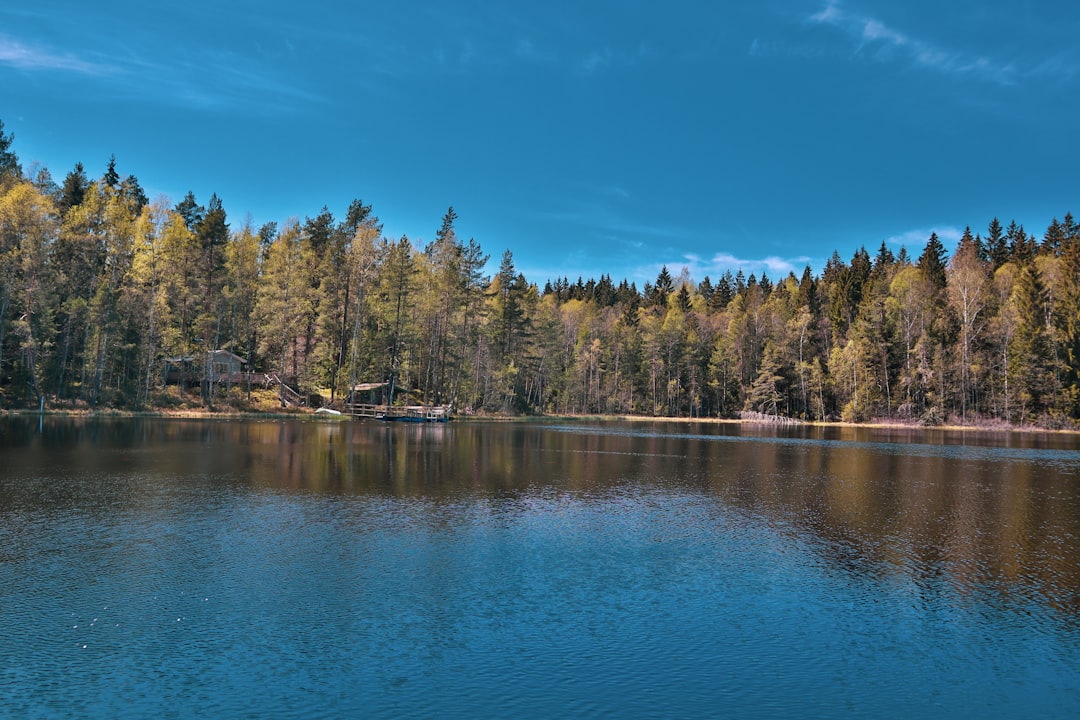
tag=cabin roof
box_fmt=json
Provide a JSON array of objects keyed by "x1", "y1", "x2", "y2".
[
  {"x1": 352, "y1": 382, "x2": 388, "y2": 391},
  {"x1": 164, "y1": 349, "x2": 247, "y2": 364},
  {"x1": 207, "y1": 349, "x2": 247, "y2": 363}
]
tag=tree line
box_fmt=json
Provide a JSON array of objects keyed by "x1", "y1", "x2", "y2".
[{"x1": 1, "y1": 120, "x2": 1079, "y2": 425}]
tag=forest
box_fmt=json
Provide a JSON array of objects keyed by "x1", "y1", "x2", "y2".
[{"x1": 1, "y1": 120, "x2": 1079, "y2": 427}]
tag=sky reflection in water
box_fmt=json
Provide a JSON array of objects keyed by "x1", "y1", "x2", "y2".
[{"x1": 0, "y1": 417, "x2": 1077, "y2": 719}]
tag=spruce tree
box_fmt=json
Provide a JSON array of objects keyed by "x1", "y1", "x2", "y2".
[
  {"x1": 103, "y1": 154, "x2": 120, "y2": 188},
  {"x1": 1008, "y1": 262, "x2": 1053, "y2": 419},
  {"x1": 985, "y1": 217, "x2": 1007, "y2": 268},
  {"x1": 58, "y1": 162, "x2": 89, "y2": 214},
  {"x1": 918, "y1": 233, "x2": 948, "y2": 291},
  {"x1": 0, "y1": 118, "x2": 19, "y2": 181}
]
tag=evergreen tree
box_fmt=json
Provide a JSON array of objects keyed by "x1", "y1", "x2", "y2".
[
  {"x1": 222, "y1": 221, "x2": 262, "y2": 392},
  {"x1": 300, "y1": 206, "x2": 335, "y2": 390},
  {"x1": 303, "y1": 206, "x2": 335, "y2": 254},
  {"x1": 255, "y1": 221, "x2": 312, "y2": 405},
  {"x1": 1058, "y1": 228, "x2": 1080, "y2": 417},
  {"x1": 918, "y1": 233, "x2": 948, "y2": 291},
  {"x1": 676, "y1": 284, "x2": 692, "y2": 312},
  {"x1": 595, "y1": 274, "x2": 616, "y2": 306},
  {"x1": 1042, "y1": 218, "x2": 1066, "y2": 257},
  {"x1": 174, "y1": 191, "x2": 204, "y2": 232},
  {"x1": 697, "y1": 276, "x2": 714, "y2": 304},
  {"x1": 1006, "y1": 221, "x2": 1036, "y2": 263},
  {"x1": 872, "y1": 240, "x2": 895, "y2": 275},
  {"x1": 493, "y1": 249, "x2": 528, "y2": 359},
  {"x1": 379, "y1": 236, "x2": 417, "y2": 404},
  {"x1": 58, "y1": 162, "x2": 89, "y2": 215},
  {"x1": 985, "y1": 217, "x2": 1008, "y2": 268},
  {"x1": 748, "y1": 342, "x2": 785, "y2": 416},
  {"x1": 798, "y1": 265, "x2": 816, "y2": 311},
  {"x1": 195, "y1": 194, "x2": 228, "y2": 405},
  {"x1": 123, "y1": 199, "x2": 172, "y2": 407},
  {"x1": 120, "y1": 175, "x2": 148, "y2": 214},
  {"x1": 436, "y1": 205, "x2": 458, "y2": 244},
  {"x1": 1008, "y1": 262, "x2": 1054, "y2": 420},
  {"x1": 711, "y1": 271, "x2": 735, "y2": 310},
  {"x1": 103, "y1": 154, "x2": 120, "y2": 189},
  {"x1": 0, "y1": 119, "x2": 20, "y2": 181},
  {"x1": 650, "y1": 266, "x2": 674, "y2": 307}
]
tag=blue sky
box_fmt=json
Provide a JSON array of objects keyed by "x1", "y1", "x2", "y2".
[{"x1": 3, "y1": 1, "x2": 1078, "y2": 285}]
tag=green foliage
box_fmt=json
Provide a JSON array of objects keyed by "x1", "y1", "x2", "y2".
[
  {"x1": 1, "y1": 115, "x2": 1078, "y2": 425},
  {"x1": 0, "y1": 119, "x2": 19, "y2": 181}
]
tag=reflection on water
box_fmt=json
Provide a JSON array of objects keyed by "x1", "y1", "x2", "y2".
[{"x1": 0, "y1": 417, "x2": 1078, "y2": 719}]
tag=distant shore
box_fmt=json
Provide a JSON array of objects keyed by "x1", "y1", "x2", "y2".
[
  {"x1": 4, "y1": 406, "x2": 1077, "y2": 435},
  {"x1": 479, "y1": 412, "x2": 1080, "y2": 435}
]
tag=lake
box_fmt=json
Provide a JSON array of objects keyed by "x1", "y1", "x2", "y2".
[{"x1": 1, "y1": 417, "x2": 1078, "y2": 719}]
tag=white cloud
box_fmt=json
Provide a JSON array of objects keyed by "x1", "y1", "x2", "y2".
[
  {"x1": 706, "y1": 252, "x2": 809, "y2": 277},
  {"x1": 581, "y1": 48, "x2": 612, "y2": 74},
  {"x1": 883, "y1": 226, "x2": 963, "y2": 251},
  {"x1": 631, "y1": 251, "x2": 814, "y2": 287},
  {"x1": 807, "y1": 2, "x2": 1018, "y2": 85},
  {"x1": 0, "y1": 34, "x2": 107, "y2": 75},
  {"x1": 0, "y1": 29, "x2": 324, "y2": 115}
]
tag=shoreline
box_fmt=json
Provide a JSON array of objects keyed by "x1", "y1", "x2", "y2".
[
  {"x1": 475, "y1": 412, "x2": 1080, "y2": 436},
  {"x1": 5, "y1": 407, "x2": 1077, "y2": 435}
]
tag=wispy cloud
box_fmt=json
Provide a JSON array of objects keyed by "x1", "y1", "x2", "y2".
[
  {"x1": 95, "y1": 50, "x2": 327, "y2": 115},
  {"x1": 627, "y1": 251, "x2": 814, "y2": 290},
  {"x1": 711, "y1": 252, "x2": 809, "y2": 276},
  {"x1": 807, "y1": 1, "x2": 1019, "y2": 85},
  {"x1": 0, "y1": 25, "x2": 325, "y2": 114},
  {"x1": 581, "y1": 48, "x2": 613, "y2": 74},
  {"x1": 0, "y1": 33, "x2": 109, "y2": 75},
  {"x1": 883, "y1": 225, "x2": 963, "y2": 251},
  {"x1": 578, "y1": 42, "x2": 652, "y2": 76}
]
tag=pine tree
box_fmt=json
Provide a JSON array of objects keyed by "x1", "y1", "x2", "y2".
[
  {"x1": 1042, "y1": 218, "x2": 1066, "y2": 257},
  {"x1": 58, "y1": 162, "x2": 89, "y2": 215},
  {"x1": 1056, "y1": 229, "x2": 1080, "y2": 416},
  {"x1": 1008, "y1": 262, "x2": 1054, "y2": 420},
  {"x1": 649, "y1": 266, "x2": 674, "y2": 307},
  {"x1": 676, "y1": 284, "x2": 692, "y2": 312},
  {"x1": 119, "y1": 175, "x2": 148, "y2": 214},
  {"x1": 918, "y1": 233, "x2": 948, "y2": 291},
  {"x1": 103, "y1": 155, "x2": 120, "y2": 189},
  {"x1": 255, "y1": 221, "x2": 312, "y2": 406},
  {"x1": 0, "y1": 119, "x2": 20, "y2": 182},
  {"x1": 711, "y1": 271, "x2": 735, "y2": 311},
  {"x1": 195, "y1": 194, "x2": 228, "y2": 405},
  {"x1": 985, "y1": 217, "x2": 1008, "y2": 268},
  {"x1": 873, "y1": 240, "x2": 895, "y2": 275},
  {"x1": 174, "y1": 191, "x2": 204, "y2": 232},
  {"x1": 748, "y1": 342, "x2": 785, "y2": 416},
  {"x1": 379, "y1": 236, "x2": 417, "y2": 404},
  {"x1": 1006, "y1": 221, "x2": 1036, "y2": 263}
]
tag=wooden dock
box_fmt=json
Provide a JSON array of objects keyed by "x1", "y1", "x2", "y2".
[{"x1": 344, "y1": 404, "x2": 451, "y2": 422}]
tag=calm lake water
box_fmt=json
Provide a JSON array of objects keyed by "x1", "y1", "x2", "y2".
[{"x1": 1, "y1": 417, "x2": 1078, "y2": 719}]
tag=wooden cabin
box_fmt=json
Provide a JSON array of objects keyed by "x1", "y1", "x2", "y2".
[
  {"x1": 206, "y1": 350, "x2": 247, "y2": 381},
  {"x1": 164, "y1": 350, "x2": 249, "y2": 386},
  {"x1": 349, "y1": 382, "x2": 389, "y2": 404}
]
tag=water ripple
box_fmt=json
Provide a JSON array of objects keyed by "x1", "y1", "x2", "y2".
[{"x1": 1, "y1": 418, "x2": 1078, "y2": 718}]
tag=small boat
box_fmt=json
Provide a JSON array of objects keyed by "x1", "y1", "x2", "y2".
[{"x1": 314, "y1": 407, "x2": 343, "y2": 416}]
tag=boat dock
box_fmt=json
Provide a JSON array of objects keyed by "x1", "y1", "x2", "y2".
[{"x1": 344, "y1": 404, "x2": 451, "y2": 422}]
